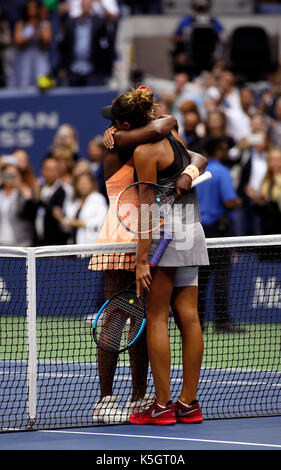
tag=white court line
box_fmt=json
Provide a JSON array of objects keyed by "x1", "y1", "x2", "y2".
[{"x1": 40, "y1": 430, "x2": 281, "y2": 449}]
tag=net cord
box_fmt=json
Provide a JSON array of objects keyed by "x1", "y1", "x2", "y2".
[{"x1": 0, "y1": 235, "x2": 281, "y2": 259}]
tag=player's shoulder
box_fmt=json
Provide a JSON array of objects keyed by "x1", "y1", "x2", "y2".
[{"x1": 133, "y1": 141, "x2": 162, "y2": 160}]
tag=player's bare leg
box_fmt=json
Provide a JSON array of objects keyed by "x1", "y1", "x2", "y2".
[{"x1": 172, "y1": 285, "x2": 203, "y2": 404}]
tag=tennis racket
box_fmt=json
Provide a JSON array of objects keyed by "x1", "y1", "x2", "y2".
[
  {"x1": 93, "y1": 171, "x2": 212, "y2": 353},
  {"x1": 116, "y1": 170, "x2": 212, "y2": 267},
  {"x1": 93, "y1": 284, "x2": 146, "y2": 354}
]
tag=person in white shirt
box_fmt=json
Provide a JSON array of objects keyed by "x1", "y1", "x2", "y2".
[
  {"x1": 223, "y1": 87, "x2": 256, "y2": 143},
  {"x1": 54, "y1": 171, "x2": 108, "y2": 244},
  {"x1": 0, "y1": 164, "x2": 36, "y2": 246},
  {"x1": 234, "y1": 130, "x2": 269, "y2": 236},
  {"x1": 204, "y1": 69, "x2": 242, "y2": 126}
]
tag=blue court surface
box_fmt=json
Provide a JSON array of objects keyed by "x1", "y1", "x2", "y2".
[
  {"x1": 0, "y1": 416, "x2": 280, "y2": 451},
  {"x1": 1, "y1": 361, "x2": 281, "y2": 463}
]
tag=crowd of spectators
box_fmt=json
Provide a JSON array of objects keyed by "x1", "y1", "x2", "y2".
[
  {"x1": 0, "y1": 0, "x2": 120, "y2": 88},
  {"x1": 0, "y1": 0, "x2": 279, "y2": 88},
  {"x1": 0, "y1": 59, "x2": 280, "y2": 248},
  {"x1": 0, "y1": 0, "x2": 280, "y2": 248},
  {"x1": 0, "y1": 0, "x2": 165, "y2": 88},
  {"x1": 155, "y1": 64, "x2": 281, "y2": 237},
  {"x1": 0, "y1": 126, "x2": 108, "y2": 247}
]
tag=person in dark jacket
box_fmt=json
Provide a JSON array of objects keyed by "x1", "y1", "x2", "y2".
[
  {"x1": 35, "y1": 157, "x2": 68, "y2": 245},
  {"x1": 58, "y1": 0, "x2": 108, "y2": 86}
]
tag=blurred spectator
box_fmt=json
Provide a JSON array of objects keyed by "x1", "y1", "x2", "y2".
[
  {"x1": 179, "y1": 99, "x2": 199, "y2": 115},
  {"x1": 204, "y1": 68, "x2": 241, "y2": 115},
  {"x1": 51, "y1": 146, "x2": 75, "y2": 213},
  {"x1": 217, "y1": 68, "x2": 241, "y2": 111},
  {"x1": 197, "y1": 136, "x2": 243, "y2": 333},
  {"x1": 47, "y1": 123, "x2": 81, "y2": 161},
  {"x1": 250, "y1": 110, "x2": 269, "y2": 134},
  {"x1": 87, "y1": 135, "x2": 104, "y2": 173},
  {"x1": 266, "y1": 96, "x2": 281, "y2": 149},
  {"x1": 13, "y1": 148, "x2": 41, "y2": 199},
  {"x1": 0, "y1": 162, "x2": 36, "y2": 246},
  {"x1": 227, "y1": 111, "x2": 269, "y2": 188},
  {"x1": 161, "y1": 72, "x2": 203, "y2": 133},
  {"x1": 234, "y1": 129, "x2": 270, "y2": 236},
  {"x1": 58, "y1": 0, "x2": 109, "y2": 86},
  {"x1": 204, "y1": 109, "x2": 235, "y2": 150},
  {"x1": 205, "y1": 71, "x2": 257, "y2": 140},
  {"x1": 255, "y1": 148, "x2": 281, "y2": 235},
  {"x1": 0, "y1": 7, "x2": 11, "y2": 87},
  {"x1": 72, "y1": 158, "x2": 91, "y2": 177},
  {"x1": 35, "y1": 157, "x2": 69, "y2": 245},
  {"x1": 171, "y1": 0, "x2": 224, "y2": 76},
  {"x1": 92, "y1": 0, "x2": 119, "y2": 78},
  {"x1": 53, "y1": 171, "x2": 108, "y2": 244},
  {"x1": 13, "y1": 0, "x2": 52, "y2": 88},
  {"x1": 197, "y1": 136, "x2": 242, "y2": 236},
  {"x1": 86, "y1": 135, "x2": 106, "y2": 197},
  {"x1": 51, "y1": 146, "x2": 74, "y2": 183},
  {"x1": 223, "y1": 87, "x2": 256, "y2": 142},
  {"x1": 42, "y1": 1, "x2": 69, "y2": 77},
  {"x1": 180, "y1": 108, "x2": 204, "y2": 152}
]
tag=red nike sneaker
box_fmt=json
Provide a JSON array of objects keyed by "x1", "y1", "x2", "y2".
[
  {"x1": 174, "y1": 399, "x2": 203, "y2": 423},
  {"x1": 129, "y1": 400, "x2": 176, "y2": 425}
]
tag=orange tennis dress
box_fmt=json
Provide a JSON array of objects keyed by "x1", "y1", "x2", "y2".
[{"x1": 89, "y1": 158, "x2": 137, "y2": 271}]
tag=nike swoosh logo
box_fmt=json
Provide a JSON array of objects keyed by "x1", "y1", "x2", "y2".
[
  {"x1": 177, "y1": 409, "x2": 196, "y2": 417},
  {"x1": 151, "y1": 409, "x2": 171, "y2": 418}
]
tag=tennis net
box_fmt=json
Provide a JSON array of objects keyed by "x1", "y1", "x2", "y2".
[{"x1": 0, "y1": 235, "x2": 280, "y2": 431}]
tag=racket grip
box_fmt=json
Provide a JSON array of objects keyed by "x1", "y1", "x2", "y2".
[{"x1": 149, "y1": 233, "x2": 173, "y2": 267}]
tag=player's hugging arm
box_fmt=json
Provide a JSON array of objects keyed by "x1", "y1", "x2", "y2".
[
  {"x1": 170, "y1": 129, "x2": 208, "y2": 197},
  {"x1": 112, "y1": 115, "x2": 178, "y2": 150}
]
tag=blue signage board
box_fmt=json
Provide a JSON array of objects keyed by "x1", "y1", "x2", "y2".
[
  {"x1": 0, "y1": 251, "x2": 280, "y2": 322},
  {"x1": 0, "y1": 87, "x2": 116, "y2": 175}
]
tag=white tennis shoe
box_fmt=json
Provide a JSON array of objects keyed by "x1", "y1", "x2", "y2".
[
  {"x1": 92, "y1": 395, "x2": 128, "y2": 424},
  {"x1": 125, "y1": 393, "x2": 155, "y2": 414}
]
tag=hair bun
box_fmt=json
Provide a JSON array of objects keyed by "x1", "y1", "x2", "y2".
[{"x1": 127, "y1": 88, "x2": 153, "y2": 107}]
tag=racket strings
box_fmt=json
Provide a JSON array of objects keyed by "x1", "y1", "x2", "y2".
[
  {"x1": 117, "y1": 183, "x2": 175, "y2": 234},
  {"x1": 94, "y1": 291, "x2": 145, "y2": 353}
]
